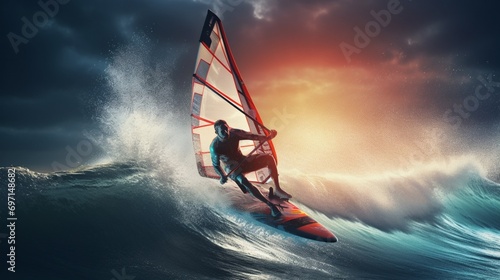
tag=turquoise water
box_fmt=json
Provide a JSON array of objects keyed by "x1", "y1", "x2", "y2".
[{"x1": 1, "y1": 162, "x2": 498, "y2": 279}]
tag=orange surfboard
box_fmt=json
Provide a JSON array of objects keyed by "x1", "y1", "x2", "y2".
[{"x1": 240, "y1": 187, "x2": 337, "y2": 243}]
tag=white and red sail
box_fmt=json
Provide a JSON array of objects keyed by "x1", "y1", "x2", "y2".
[{"x1": 190, "y1": 10, "x2": 277, "y2": 183}]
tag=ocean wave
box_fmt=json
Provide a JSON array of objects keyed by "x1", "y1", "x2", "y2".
[
  {"x1": 281, "y1": 157, "x2": 499, "y2": 232},
  {"x1": 2, "y1": 160, "x2": 499, "y2": 279}
]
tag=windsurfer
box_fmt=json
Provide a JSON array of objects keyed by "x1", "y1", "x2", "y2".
[{"x1": 210, "y1": 119, "x2": 292, "y2": 217}]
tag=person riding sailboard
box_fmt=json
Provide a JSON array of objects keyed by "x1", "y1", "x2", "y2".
[
  {"x1": 210, "y1": 120, "x2": 292, "y2": 217},
  {"x1": 190, "y1": 10, "x2": 337, "y2": 242}
]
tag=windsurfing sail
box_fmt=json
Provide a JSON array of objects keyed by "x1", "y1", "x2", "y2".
[{"x1": 190, "y1": 10, "x2": 277, "y2": 183}]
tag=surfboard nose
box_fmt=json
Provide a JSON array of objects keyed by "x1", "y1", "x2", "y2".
[
  {"x1": 316, "y1": 232, "x2": 337, "y2": 243},
  {"x1": 322, "y1": 234, "x2": 338, "y2": 243},
  {"x1": 296, "y1": 223, "x2": 338, "y2": 243}
]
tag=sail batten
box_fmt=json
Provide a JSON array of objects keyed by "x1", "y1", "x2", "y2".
[
  {"x1": 193, "y1": 74, "x2": 244, "y2": 108},
  {"x1": 191, "y1": 10, "x2": 277, "y2": 183}
]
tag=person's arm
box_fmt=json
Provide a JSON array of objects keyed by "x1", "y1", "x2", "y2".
[
  {"x1": 232, "y1": 129, "x2": 277, "y2": 141},
  {"x1": 210, "y1": 144, "x2": 227, "y2": 184}
]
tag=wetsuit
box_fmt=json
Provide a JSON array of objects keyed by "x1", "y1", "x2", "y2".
[{"x1": 210, "y1": 128, "x2": 278, "y2": 193}]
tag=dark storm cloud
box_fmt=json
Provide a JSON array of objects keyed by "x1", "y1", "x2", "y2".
[
  {"x1": 223, "y1": 0, "x2": 500, "y2": 124},
  {"x1": 0, "y1": 0, "x2": 213, "y2": 169},
  {"x1": 222, "y1": 0, "x2": 500, "y2": 70},
  {"x1": 402, "y1": 1, "x2": 500, "y2": 69},
  {"x1": 1, "y1": 0, "x2": 499, "y2": 170},
  {"x1": 0, "y1": 90, "x2": 84, "y2": 129},
  {"x1": 1, "y1": 0, "x2": 201, "y2": 97}
]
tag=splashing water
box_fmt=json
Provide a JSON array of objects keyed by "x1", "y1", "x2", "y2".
[{"x1": 5, "y1": 37, "x2": 500, "y2": 280}]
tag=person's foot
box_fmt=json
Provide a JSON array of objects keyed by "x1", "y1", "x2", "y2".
[{"x1": 274, "y1": 187, "x2": 292, "y2": 199}]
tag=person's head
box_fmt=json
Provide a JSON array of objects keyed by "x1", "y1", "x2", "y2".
[{"x1": 214, "y1": 119, "x2": 230, "y2": 141}]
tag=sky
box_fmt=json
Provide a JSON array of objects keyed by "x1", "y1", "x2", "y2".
[{"x1": 1, "y1": 0, "x2": 500, "y2": 176}]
